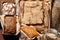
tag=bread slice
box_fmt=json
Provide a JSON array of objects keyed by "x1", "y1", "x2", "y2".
[{"x1": 21, "y1": 26, "x2": 39, "y2": 38}]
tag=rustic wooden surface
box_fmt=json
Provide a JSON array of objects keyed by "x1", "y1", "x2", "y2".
[{"x1": 0, "y1": 29, "x2": 60, "y2": 40}]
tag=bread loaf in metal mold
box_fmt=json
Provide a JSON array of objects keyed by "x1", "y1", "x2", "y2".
[{"x1": 4, "y1": 16, "x2": 16, "y2": 34}]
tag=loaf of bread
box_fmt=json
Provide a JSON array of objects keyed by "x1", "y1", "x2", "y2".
[
  {"x1": 4, "y1": 16, "x2": 16, "y2": 34},
  {"x1": 2, "y1": 3, "x2": 15, "y2": 15},
  {"x1": 20, "y1": 1, "x2": 43, "y2": 24},
  {"x1": 21, "y1": 26, "x2": 39, "y2": 38}
]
